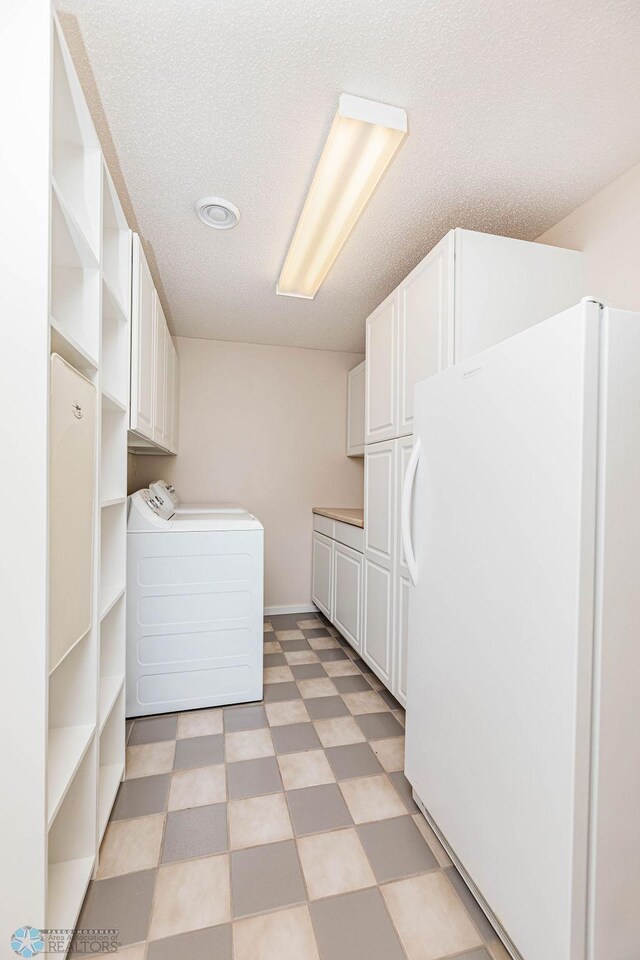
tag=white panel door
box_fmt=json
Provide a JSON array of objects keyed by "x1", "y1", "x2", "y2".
[
  {"x1": 405, "y1": 303, "x2": 599, "y2": 960},
  {"x1": 398, "y1": 231, "x2": 453, "y2": 436},
  {"x1": 393, "y1": 435, "x2": 414, "y2": 705},
  {"x1": 312, "y1": 532, "x2": 333, "y2": 620},
  {"x1": 333, "y1": 542, "x2": 363, "y2": 651},
  {"x1": 153, "y1": 295, "x2": 168, "y2": 448},
  {"x1": 363, "y1": 439, "x2": 396, "y2": 683},
  {"x1": 130, "y1": 235, "x2": 155, "y2": 440},
  {"x1": 346, "y1": 360, "x2": 365, "y2": 456},
  {"x1": 365, "y1": 295, "x2": 397, "y2": 444}
]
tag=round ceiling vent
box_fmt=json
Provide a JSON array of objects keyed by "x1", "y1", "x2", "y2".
[{"x1": 195, "y1": 196, "x2": 240, "y2": 230}]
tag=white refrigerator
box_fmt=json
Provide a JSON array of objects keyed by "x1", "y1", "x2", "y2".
[{"x1": 402, "y1": 300, "x2": 640, "y2": 960}]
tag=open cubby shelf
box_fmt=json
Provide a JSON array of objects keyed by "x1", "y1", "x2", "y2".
[
  {"x1": 100, "y1": 502, "x2": 126, "y2": 618},
  {"x1": 98, "y1": 689, "x2": 125, "y2": 842}
]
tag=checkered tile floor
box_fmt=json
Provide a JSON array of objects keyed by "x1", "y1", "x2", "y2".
[{"x1": 74, "y1": 613, "x2": 509, "y2": 960}]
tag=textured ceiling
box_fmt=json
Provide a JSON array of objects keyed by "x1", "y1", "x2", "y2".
[{"x1": 56, "y1": 0, "x2": 640, "y2": 352}]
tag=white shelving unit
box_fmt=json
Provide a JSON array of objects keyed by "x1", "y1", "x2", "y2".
[{"x1": 0, "y1": 11, "x2": 133, "y2": 945}]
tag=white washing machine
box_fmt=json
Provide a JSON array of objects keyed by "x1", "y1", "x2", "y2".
[
  {"x1": 126, "y1": 489, "x2": 264, "y2": 717},
  {"x1": 149, "y1": 479, "x2": 243, "y2": 515}
]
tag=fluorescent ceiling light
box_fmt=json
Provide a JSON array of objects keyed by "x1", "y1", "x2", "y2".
[{"x1": 277, "y1": 94, "x2": 407, "y2": 299}]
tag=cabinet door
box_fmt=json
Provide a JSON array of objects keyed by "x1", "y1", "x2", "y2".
[
  {"x1": 130, "y1": 235, "x2": 155, "y2": 440},
  {"x1": 333, "y1": 542, "x2": 363, "y2": 651},
  {"x1": 363, "y1": 439, "x2": 396, "y2": 684},
  {"x1": 312, "y1": 532, "x2": 333, "y2": 620},
  {"x1": 346, "y1": 361, "x2": 365, "y2": 456},
  {"x1": 153, "y1": 296, "x2": 168, "y2": 447},
  {"x1": 398, "y1": 232, "x2": 453, "y2": 436},
  {"x1": 365, "y1": 295, "x2": 397, "y2": 444}
]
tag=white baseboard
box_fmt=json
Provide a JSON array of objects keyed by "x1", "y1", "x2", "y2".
[{"x1": 264, "y1": 603, "x2": 318, "y2": 616}]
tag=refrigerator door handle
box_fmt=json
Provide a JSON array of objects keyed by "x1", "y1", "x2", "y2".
[{"x1": 401, "y1": 437, "x2": 421, "y2": 586}]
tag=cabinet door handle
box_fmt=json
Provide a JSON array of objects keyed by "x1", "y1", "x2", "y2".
[{"x1": 401, "y1": 438, "x2": 421, "y2": 586}]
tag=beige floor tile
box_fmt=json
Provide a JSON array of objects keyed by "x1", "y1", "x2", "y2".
[
  {"x1": 228, "y1": 793, "x2": 293, "y2": 849},
  {"x1": 177, "y1": 708, "x2": 223, "y2": 739},
  {"x1": 314, "y1": 716, "x2": 366, "y2": 747},
  {"x1": 168, "y1": 764, "x2": 226, "y2": 810},
  {"x1": 266, "y1": 700, "x2": 311, "y2": 726},
  {"x1": 275, "y1": 629, "x2": 305, "y2": 641},
  {"x1": 370, "y1": 737, "x2": 405, "y2": 772},
  {"x1": 297, "y1": 678, "x2": 338, "y2": 699},
  {"x1": 264, "y1": 640, "x2": 282, "y2": 653},
  {"x1": 339, "y1": 775, "x2": 407, "y2": 823},
  {"x1": 342, "y1": 691, "x2": 388, "y2": 715},
  {"x1": 263, "y1": 622, "x2": 274, "y2": 633},
  {"x1": 412, "y1": 814, "x2": 452, "y2": 867},
  {"x1": 149, "y1": 854, "x2": 230, "y2": 940},
  {"x1": 264, "y1": 665, "x2": 295, "y2": 683},
  {"x1": 488, "y1": 940, "x2": 512, "y2": 960},
  {"x1": 381, "y1": 873, "x2": 482, "y2": 960},
  {"x1": 278, "y1": 750, "x2": 335, "y2": 790},
  {"x1": 225, "y1": 728, "x2": 274, "y2": 762},
  {"x1": 233, "y1": 904, "x2": 319, "y2": 960},
  {"x1": 96, "y1": 814, "x2": 164, "y2": 879},
  {"x1": 284, "y1": 650, "x2": 320, "y2": 665},
  {"x1": 297, "y1": 619, "x2": 323, "y2": 629},
  {"x1": 297, "y1": 828, "x2": 376, "y2": 899},
  {"x1": 322, "y1": 659, "x2": 360, "y2": 677},
  {"x1": 393, "y1": 708, "x2": 406, "y2": 727},
  {"x1": 307, "y1": 637, "x2": 340, "y2": 650},
  {"x1": 125, "y1": 741, "x2": 175, "y2": 779}
]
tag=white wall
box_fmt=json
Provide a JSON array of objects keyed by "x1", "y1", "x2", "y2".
[
  {"x1": 537, "y1": 161, "x2": 640, "y2": 311},
  {"x1": 131, "y1": 338, "x2": 364, "y2": 610}
]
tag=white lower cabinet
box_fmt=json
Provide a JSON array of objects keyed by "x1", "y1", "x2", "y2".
[
  {"x1": 311, "y1": 531, "x2": 333, "y2": 619},
  {"x1": 333, "y1": 542, "x2": 363, "y2": 651},
  {"x1": 312, "y1": 517, "x2": 364, "y2": 651}
]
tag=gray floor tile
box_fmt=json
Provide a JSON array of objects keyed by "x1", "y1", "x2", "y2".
[
  {"x1": 310, "y1": 887, "x2": 406, "y2": 960},
  {"x1": 223, "y1": 703, "x2": 268, "y2": 732},
  {"x1": 332, "y1": 674, "x2": 373, "y2": 694},
  {"x1": 147, "y1": 925, "x2": 232, "y2": 960},
  {"x1": 279, "y1": 638, "x2": 312, "y2": 651},
  {"x1": 290, "y1": 663, "x2": 327, "y2": 679},
  {"x1": 356, "y1": 712, "x2": 404, "y2": 740},
  {"x1": 325, "y1": 743, "x2": 383, "y2": 780},
  {"x1": 231, "y1": 840, "x2": 306, "y2": 917},
  {"x1": 305, "y1": 695, "x2": 350, "y2": 720},
  {"x1": 264, "y1": 652, "x2": 287, "y2": 667},
  {"x1": 302, "y1": 628, "x2": 331, "y2": 638},
  {"x1": 388, "y1": 771, "x2": 419, "y2": 812},
  {"x1": 129, "y1": 715, "x2": 178, "y2": 745},
  {"x1": 161, "y1": 803, "x2": 228, "y2": 862},
  {"x1": 173, "y1": 734, "x2": 224, "y2": 770},
  {"x1": 452, "y1": 951, "x2": 492, "y2": 960},
  {"x1": 271, "y1": 722, "x2": 322, "y2": 755},
  {"x1": 263, "y1": 681, "x2": 301, "y2": 703},
  {"x1": 110, "y1": 774, "x2": 170, "y2": 821},
  {"x1": 227, "y1": 756, "x2": 283, "y2": 800},
  {"x1": 75, "y1": 870, "x2": 156, "y2": 946},
  {"x1": 350, "y1": 656, "x2": 368, "y2": 670},
  {"x1": 316, "y1": 648, "x2": 349, "y2": 662},
  {"x1": 357, "y1": 815, "x2": 438, "y2": 882},
  {"x1": 287, "y1": 783, "x2": 353, "y2": 835},
  {"x1": 445, "y1": 866, "x2": 498, "y2": 941},
  {"x1": 378, "y1": 687, "x2": 403, "y2": 711}
]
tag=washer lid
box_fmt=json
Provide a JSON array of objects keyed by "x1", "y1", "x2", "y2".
[{"x1": 167, "y1": 510, "x2": 263, "y2": 531}]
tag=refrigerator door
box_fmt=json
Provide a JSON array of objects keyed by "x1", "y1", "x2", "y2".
[{"x1": 405, "y1": 302, "x2": 600, "y2": 960}]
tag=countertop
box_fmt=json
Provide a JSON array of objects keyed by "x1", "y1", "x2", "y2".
[{"x1": 312, "y1": 507, "x2": 364, "y2": 529}]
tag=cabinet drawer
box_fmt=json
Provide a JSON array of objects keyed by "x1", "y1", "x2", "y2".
[
  {"x1": 313, "y1": 514, "x2": 335, "y2": 538},
  {"x1": 334, "y1": 520, "x2": 364, "y2": 553}
]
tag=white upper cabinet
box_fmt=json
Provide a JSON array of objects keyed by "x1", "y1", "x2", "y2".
[
  {"x1": 130, "y1": 234, "x2": 155, "y2": 440},
  {"x1": 398, "y1": 232, "x2": 453, "y2": 436},
  {"x1": 130, "y1": 234, "x2": 179, "y2": 453},
  {"x1": 365, "y1": 296, "x2": 397, "y2": 443},
  {"x1": 364, "y1": 228, "x2": 583, "y2": 444},
  {"x1": 346, "y1": 360, "x2": 365, "y2": 456}
]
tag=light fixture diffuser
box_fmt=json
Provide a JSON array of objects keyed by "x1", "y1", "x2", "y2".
[{"x1": 277, "y1": 94, "x2": 407, "y2": 299}]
